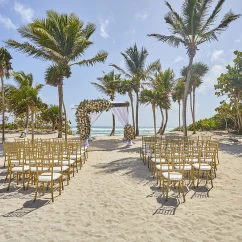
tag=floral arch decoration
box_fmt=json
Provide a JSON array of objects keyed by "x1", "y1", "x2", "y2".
[
  {"x1": 75, "y1": 99, "x2": 112, "y2": 140},
  {"x1": 75, "y1": 98, "x2": 135, "y2": 143}
]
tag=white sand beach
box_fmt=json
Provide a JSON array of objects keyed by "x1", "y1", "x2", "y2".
[{"x1": 0, "y1": 132, "x2": 242, "y2": 242}]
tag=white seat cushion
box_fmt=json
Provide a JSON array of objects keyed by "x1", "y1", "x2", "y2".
[
  {"x1": 69, "y1": 154, "x2": 82, "y2": 160},
  {"x1": 25, "y1": 160, "x2": 35, "y2": 165},
  {"x1": 30, "y1": 167, "x2": 48, "y2": 172},
  {"x1": 12, "y1": 165, "x2": 29, "y2": 172},
  {"x1": 9, "y1": 159, "x2": 21, "y2": 165},
  {"x1": 53, "y1": 166, "x2": 69, "y2": 172},
  {"x1": 151, "y1": 158, "x2": 166, "y2": 163},
  {"x1": 162, "y1": 171, "x2": 182, "y2": 181},
  {"x1": 62, "y1": 160, "x2": 75, "y2": 166},
  {"x1": 38, "y1": 172, "x2": 61, "y2": 182},
  {"x1": 189, "y1": 158, "x2": 199, "y2": 163},
  {"x1": 175, "y1": 164, "x2": 192, "y2": 171},
  {"x1": 148, "y1": 153, "x2": 160, "y2": 158},
  {"x1": 192, "y1": 163, "x2": 211, "y2": 171},
  {"x1": 203, "y1": 158, "x2": 213, "y2": 163},
  {"x1": 156, "y1": 164, "x2": 173, "y2": 171}
]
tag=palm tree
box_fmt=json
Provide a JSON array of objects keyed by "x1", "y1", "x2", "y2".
[
  {"x1": 150, "y1": 69, "x2": 174, "y2": 134},
  {"x1": 91, "y1": 70, "x2": 121, "y2": 136},
  {"x1": 117, "y1": 79, "x2": 136, "y2": 134},
  {"x1": 7, "y1": 10, "x2": 108, "y2": 138},
  {"x1": 110, "y1": 43, "x2": 160, "y2": 136},
  {"x1": 41, "y1": 104, "x2": 59, "y2": 131},
  {"x1": 172, "y1": 79, "x2": 185, "y2": 129},
  {"x1": 148, "y1": 0, "x2": 240, "y2": 136},
  {"x1": 9, "y1": 73, "x2": 43, "y2": 140},
  {"x1": 181, "y1": 62, "x2": 209, "y2": 133},
  {"x1": 140, "y1": 89, "x2": 159, "y2": 135},
  {"x1": 11, "y1": 71, "x2": 36, "y2": 137},
  {"x1": 0, "y1": 47, "x2": 12, "y2": 142}
]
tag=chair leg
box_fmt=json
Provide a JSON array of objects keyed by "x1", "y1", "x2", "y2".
[
  {"x1": 51, "y1": 181, "x2": 54, "y2": 202},
  {"x1": 166, "y1": 180, "x2": 169, "y2": 202},
  {"x1": 34, "y1": 181, "x2": 39, "y2": 202},
  {"x1": 181, "y1": 180, "x2": 185, "y2": 202},
  {"x1": 59, "y1": 179, "x2": 61, "y2": 195},
  {"x1": 197, "y1": 170, "x2": 200, "y2": 187},
  {"x1": 22, "y1": 172, "x2": 26, "y2": 190},
  {"x1": 210, "y1": 170, "x2": 213, "y2": 188},
  {"x1": 7, "y1": 172, "x2": 12, "y2": 191},
  {"x1": 42, "y1": 182, "x2": 45, "y2": 195},
  {"x1": 5, "y1": 168, "x2": 9, "y2": 181}
]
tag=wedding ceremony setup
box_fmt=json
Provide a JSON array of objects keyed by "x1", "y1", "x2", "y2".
[{"x1": 0, "y1": 0, "x2": 242, "y2": 241}]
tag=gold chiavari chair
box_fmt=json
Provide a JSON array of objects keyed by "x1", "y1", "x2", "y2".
[
  {"x1": 51, "y1": 150, "x2": 70, "y2": 186},
  {"x1": 7, "y1": 146, "x2": 29, "y2": 191},
  {"x1": 149, "y1": 141, "x2": 166, "y2": 175},
  {"x1": 192, "y1": 150, "x2": 214, "y2": 188},
  {"x1": 161, "y1": 153, "x2": 186, "y2": 202},
  {"x1": 34, "y1": 156, "x2": 63, "y2": 202}
]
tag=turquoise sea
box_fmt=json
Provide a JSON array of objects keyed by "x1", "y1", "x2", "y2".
[{"x1": 71, "y1": 126, "x2": 173, "y2": 136}]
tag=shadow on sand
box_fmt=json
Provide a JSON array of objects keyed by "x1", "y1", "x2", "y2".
[{"x1": 2, "y1": 199, "x2": 50, "y2": 217}]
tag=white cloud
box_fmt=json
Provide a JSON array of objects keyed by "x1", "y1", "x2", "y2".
[
  {"x1": 100, "y1": 19, "x2": 109, "y2": 39},
  {"x1": 211, "y1": 50, "x2": 224, "y2": 62},
  {"x1": 0, "y1": 14, "x2": 17, "y2": 29},
  {"x1": 199, "y1": 64, "x2": 227, "y2": 93},
  {"x1": 14, "y1": 2, "x2": 34, "y2": 23},
  {"x1": 173, "y1": 56, "x2": 184, "y2": 63},
  {"x1": 235, "y1": 39, "x2": 241, "y2": 43},
  {"x1": 135, "y1": 12, "x2": 148, "y2": 20}
]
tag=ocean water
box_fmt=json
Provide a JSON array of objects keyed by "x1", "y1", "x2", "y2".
[{"x1": 71, "y1": 126, "x2": 173, "y2": 136}]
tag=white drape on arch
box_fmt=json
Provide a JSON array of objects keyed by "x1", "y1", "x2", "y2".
[
  {"x1": 111, "y1": 107, "x2": 129, "y2": 127},
  {"x1": 90, "y1": 111, "x2": 103, "y2": 125}
]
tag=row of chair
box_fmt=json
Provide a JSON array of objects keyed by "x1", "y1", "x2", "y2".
[
  {"x1": 3, "y1": 138, "x2": 88, "y2": 202},
  {"x1": 140, "y1": 135, "x2": 219, "y2": 202}
]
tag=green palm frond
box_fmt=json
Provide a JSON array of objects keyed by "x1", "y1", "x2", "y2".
[
  {"x1": 199, "y1": 10, "x2": 241, "y2": 43},
  {"x1": 109, "y1": 63, "x2": 132, "y2": 78},
  {"x1": 0, "y1": 47, "x2": 13, "y2": 79},
  {"x1": 91, "y1": 82, "x2": 108, "y2": 95},
  {"x1": 72, "y1": 50, "x2": 108, "y2": 67},
  {"x1": 147, "y1": 34, "x2": 185, "y2": 47}
]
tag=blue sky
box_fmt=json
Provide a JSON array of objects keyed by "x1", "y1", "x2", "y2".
[{"x1": 0, "y1": 0, "x2": 242, "y2": 128}]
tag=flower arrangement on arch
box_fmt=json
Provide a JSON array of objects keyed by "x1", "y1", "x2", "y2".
[{"x1": 124, "y1": 124, "x2": 135, "y2": 141}]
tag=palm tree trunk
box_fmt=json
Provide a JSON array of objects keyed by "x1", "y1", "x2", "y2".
[
  {"x1": 152, "y1": 103, "x2": 156, "y2": 135},
  {"x1": 161, "y1": 109, "x2": 168, "y2": 135},
  {"x1": 135, "y1": 91, "x2": 139, "y2": 136},
  {"x1": 57, "y1": 81, "x2": 63, "y2": 138},
  {"x1": 63, "y1": 101, "x2": 67, "y2": 141},
  {"x1": 25, "y1": 106, "x2": 29, "y2": 130},
  {"x1": 110, "y1": 114, "x2": 115, "y2": 136},
  {"x1": 235, "y1": 97, "x2": 242, "y2": 130},
  {"x1": 190, "y1": 92, "x2": 195, "y2": 134},
  {"x1": 1, "y1": 76, "x2": 5, "y2": 143},
  {"x1": 192, "y1": 87, "x2": 196, "y2": 134},
  {"x1": 190, "y1": 93, "x2": 193, "y2": 116},
  {"x1": 158, "y1": 106, "x2": 164, "y2": 134},
  {"x1": 183, "y1": 54, "x2": 195, "y2": 136},
  {"x1": 31, "y1": 106, "x2": 34, "y2": 142},
  {"x1": 224, "y1": 118, "x2": 228, "y2": 130},
  {"x1": 128, "y1": 91, "x2": 135, "y2": 136},
  {"x1": 178, "y1": 100, "x2": 181, "y2": 128}
]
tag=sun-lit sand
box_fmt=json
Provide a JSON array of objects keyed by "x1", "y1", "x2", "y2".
[{"x1": 0, "y1": 131, "x2": 242, "y2": 242}]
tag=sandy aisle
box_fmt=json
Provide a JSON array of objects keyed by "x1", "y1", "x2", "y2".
[{"x1": 0, "y1": 133, "x2": 242, "y2": 242}]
